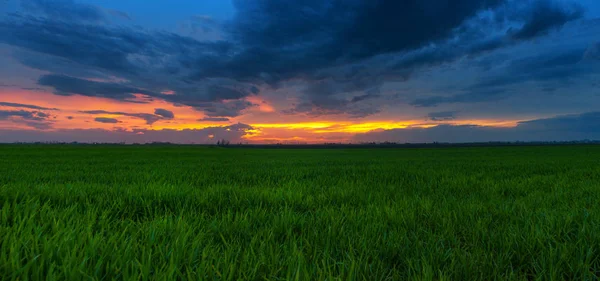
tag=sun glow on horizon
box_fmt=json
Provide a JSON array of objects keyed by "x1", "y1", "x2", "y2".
[{"x1": 1, "y1": 89, "x2": 525, "y2": 143}]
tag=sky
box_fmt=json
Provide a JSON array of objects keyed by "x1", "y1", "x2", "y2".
[{"x1": 0, "y1": 0, "x2": 599, "y2": 144}]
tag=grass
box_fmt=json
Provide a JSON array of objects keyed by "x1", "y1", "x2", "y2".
[{"x1": 1, "y1": 144, "x2": 600, "y2": 280}]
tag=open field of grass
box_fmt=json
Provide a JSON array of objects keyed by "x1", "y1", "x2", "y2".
[{"x1": 1, "y1": 145, "x2": 600, "y2": 280}]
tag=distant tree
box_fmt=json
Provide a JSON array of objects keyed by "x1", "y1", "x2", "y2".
[{"x1": 217, "y1": 139, "x2": 230, "y2": 147}]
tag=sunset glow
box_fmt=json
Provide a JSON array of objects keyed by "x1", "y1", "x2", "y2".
[{"x1": 1, "y1": 0, "x2": 599, "y2": 143}]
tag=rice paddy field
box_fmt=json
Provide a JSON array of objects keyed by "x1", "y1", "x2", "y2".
[{"x1": 1, "y1": 144, "x2": 600, "y2": 280}]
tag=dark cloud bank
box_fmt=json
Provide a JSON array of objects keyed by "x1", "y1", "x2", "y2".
[
  {"x1": 0, "y1": 0, "x2": 590, "y2": 117},
  {"x1": 355, "y1": 112, "x2": 600, "y2": 143},
  {"x1": 80, "y1": 109, "x2": 174, "y2": 125},
  {"x1": 0, "y1": 123, "x2": 255, "y2": 144},
  {"x1": 0, "y1": 101, "x2": 58, "y2": 111},
  {"x1": 0, "y1": 100, "x2": 59, "y2": 129}
]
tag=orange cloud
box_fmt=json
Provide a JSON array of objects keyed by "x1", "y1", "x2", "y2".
[
  {"x1": 0, "y1": 88, "x2": 523, "y2": 143},
  {"x1": 245, "y1": 95, "x2": 276, "y2": 113}
]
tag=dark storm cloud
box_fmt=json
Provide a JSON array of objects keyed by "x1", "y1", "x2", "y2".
[
  {"x1": 197, "y1": 117, "x2": 230, "y2": 122},
  {"x1": 0, "y1": 101, "x2": 58, "y2": 110},
  {"x1": 221, "y1": 0, "x2": 584, "y2": 115},
  {"x1": 14, "y1": 50, "x2": 113, "y2": 80},
  {"x1": 227, "y1": 0, "x2": 505, "y2": 75},
  {"x1": 351, "y1": 92, "x2": 381, "y2": 103},
  {"x1": 0, "y1": 0, "x2": 589, "y2": 119},
  {"x1": 37, "y1": 72, "x2": 257, "y2": 105},
  {"x1": 203, "y1": 82, "x2": 259, "y2": 101},
  {"x1": 411, "y1": 88, "x2": 509, "y2": 107},
  {"x1": 411, "y1": 46, "x2": 599, "y2": 107},
  {"x1": 0, "y1": 13, "x2": 256, "y2": 112},
  {"x1": 38, "y1": 74, "x2": 157, "y2": 101},
  {"x1": 354, "y1": 111, "x2": 600, "y2": 143},
  {"x1": 0, "y1": 13, "x2": 237, "y2": 104},
  {"x1": 285, "y1": 98, "x2": 382, "y2": 119},
  {"x1": 518, "y1": 112, "x2": 600, "y2": 133},
  {"x1": 509, "y1": 0, "x2": 584, "y2": 40},
  {"x1": 475, "y1": 45, "x2": 597, "y2": 85},
  {"x1": 473, "y1": 49, "x2": 593, "y2": 90},
  {"x1": 0, "y1": 123, "x2": 255, "y2": 144},
  {"x1": 0, "y1": 16, "x2": 151, "y2": 74},
  {"x1": 428, "y1": 111, "x2": 458, "y2": 121},
  {"x1": 94, "y1": 117, "x2": 119, "y2": 124},
  {"x1": 503, "y1": 48, "x2": 587, "y2": 79},
  {"x1": 36, "y1": 73, "x2": 258, "y2": 117},
  {"x1": 81, "y1": 110, "x2": 164, "y2": 125},
  {"x1": 154, "y1": 108, "x2": 174, "y2": 119},
  {"x1": 390, "y1": 0, "x2": 586, "y2": 72},
  {"x1": 196, "y1": 100, "x2": 255, "y2": 117}
]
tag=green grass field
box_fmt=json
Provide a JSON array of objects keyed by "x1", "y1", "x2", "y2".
[{"x1": 1, "y1": 145, "x2": 600, "y2": 280}]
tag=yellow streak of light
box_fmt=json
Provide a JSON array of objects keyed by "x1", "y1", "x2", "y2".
[
  {"x1": 153, "y1": 120, "x2": 520, "y2": 132},
  {"x1": 251, "y1": 122, "x2": 340, "y2": 129},
  {"x1": 242, "y1": 119, "x2": 521, "y2": 141},
  {"x1": 251, "y1": 121, "x2": 441, "y2": 134},
  {"x1": 149, "y1": 123, "x2": 227, "y2": 130}
]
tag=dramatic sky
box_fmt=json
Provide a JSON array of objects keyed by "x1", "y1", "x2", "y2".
[{"x1": 0, "y1": 0, "x2": 599, "y2": 143}]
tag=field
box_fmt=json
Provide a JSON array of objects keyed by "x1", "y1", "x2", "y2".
[{"x1": 1, "y1": 145, "x2": 600, "y2": 280}]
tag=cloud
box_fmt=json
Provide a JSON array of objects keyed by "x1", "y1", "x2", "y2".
[
  {"x1": 221, "y1": 0, "x2": 583, "y2": 83},
  {"x1": 227, "y1": 122, "x2": 254, "y2": 131},
  {"x1": 36, "y1": 71, "x2": 262, "y2": 115},
  {"x1": 197, "y1": 117, "x2": 230, "y2": 122},
  {"x1": 0, "y1": 109, "x2": 48, "y2": 121},
  {"x1": 196, "y1": 100, "x2": 256, "y2": 117},
  {"x1": 411, "y1": 44, "x2": 599, "y2": 107},
  {"x1": 0, "y1": 14, "x2": 231, "y2": 85},
  {"x1": 38, "y1": 75, "x2": 157, "y2": 101},
  {"x1": 94, "y1": 117, "x2": 119, "y2": 124},
  {"x1": 428, "y1": 111, "x2": 458, "y2": 121},
  {"x1": 0, "y1": 0, "x2": 591, "y2": 121},
  {"x1": 0, "y1": 123, "x2": 255, "y2": 144},
  {"x1": 37, "y1": 74, "x2": 260, "y2": 118},
  {"x1": 411, "y1": 88, "x2": 508, "y2": 107},
  {"x1": 285, "y1": 98, "x2": 381, "y2": 118},
  {"x1": 284, "y1": 75, "x2": 384, "y2": 117},
  {"x1": 107, "y1": 9, "x2": 131, "y2": 21},
  {"x1": 354, "y1": 111, "x2": 600, "y2": 143},
  {"x1": 509, "y1": 0, "x2": 584, "y2": 40},
  {"x1": 517, "y1": 111, "x2": 600, "y2": 133},
  {"x1": 80, "y1": 110, "x2": 164, "y2": 125},
  {"x1": 0, "y1": 101, "x2": 59, "y2": 110},
  {"x1": 223, "y1": 0, "x2": 584, "y2": 116},
  {"x1": 14, "y1": 50, "x2": 114, "y2": 80},
  {"x1": 584, "y1": 42, "x2": 600, "y2": 61},
  {"x1": 21, "y1": 0, "x2": 107, "y2": 23},
  {"x1": 154, "y1": 108, "x2": 174, "y2": 119},
  {"x1": 184, "y1": 15, "x2": 221, "y2": 34},
  {"x1": 0, "y1": 109, "x2": 54, "y2": 129},
  {"x1": 226, "y1": 0, "x2": 506, "y2": 78}
]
